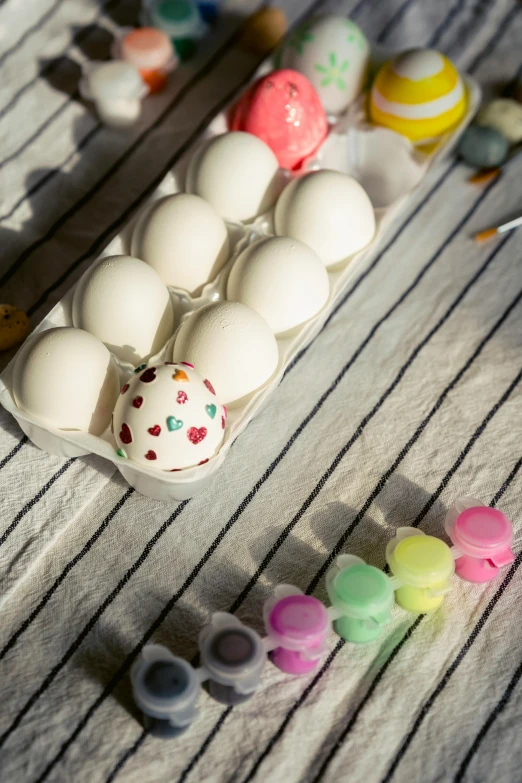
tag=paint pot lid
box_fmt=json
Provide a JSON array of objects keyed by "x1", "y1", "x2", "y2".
[
  {"x1": 452, "y1": 507, "x2": 513, "y2": 556},
  {"x1": 268, "y1": 594, "x2": 330, "y2": 644},
  {"x1": 132, "y1": 645, "x2": 199, "y2": 722},
  {"x1": 387, "y1": 530, "x2": 454, "y2": 587},
  {"x1": 149, "y1": 0, "x2": 206, "y2": 39},
  {"x1": 199, "y1": 615, "x2": 266, "y2": 688},
  {"x1": 332, "y1": 563, "x2": 394, "y2": 619},
  {"x1": 121, "y1": 27, "x2": 175, "y2": 71}
]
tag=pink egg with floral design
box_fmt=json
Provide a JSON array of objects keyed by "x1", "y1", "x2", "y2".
[
  {"x1": 112, "y1": 363, "x2": 225, "y2": 471},
  {"x1": 230, "y1": 69, "x2": 328, "y2": 170}
]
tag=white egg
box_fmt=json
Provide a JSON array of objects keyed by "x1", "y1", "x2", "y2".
[
  {"x1": 13, "y1": 327, "x2": 120, "y2": 435},
  {"x1": 113, "y1": 363, "x2": 226, "y2": 471},
  {"x1": 226, "y1": 236, "x2": 329, "y2": 335},
  {"x1": 72, "y1": 255, "x2": 175, "y2": 366},
  {"x1": 277, "y1": 15, "x2": 370, "y2": 115},
  {"x1": 172, "y1": 301, "x2": 279, "y2": 405},
  {"x1": 131, "y1": 194, "x2": 231, "y2": 296},
  {"x1": 186, "y1": 132, "x2": 281, "y2": 223},
  {"x1": 274, "y1": 170, "x2": 375, "y2": 268}
]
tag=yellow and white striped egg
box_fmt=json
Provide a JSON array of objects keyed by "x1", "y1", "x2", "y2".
[{"x1": 369, "y1": 49, "x2": 466, "y2": 143}]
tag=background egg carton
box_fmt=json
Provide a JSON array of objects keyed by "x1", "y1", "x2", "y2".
[{"x1": 0, "y1": 65, "x2": 481, "y2": 501}]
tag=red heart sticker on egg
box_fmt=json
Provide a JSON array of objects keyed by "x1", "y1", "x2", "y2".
[
  {"x1": 148, "y1": 425, "x2": 161, "y2": 437},
  {"x1": 204, "y1": 379, "x2": 216, "y2": 395},
  {"x1": 145, "y1": 450, "x2": 157, "y2": 460},
  {"x1": 187, "y1": 427, "x2": 207, "y2": 445},
  {"x1": 177, "y1": 391, "x2": 188, "y2": 405},
  {"x1": 121, "y1": 383, "x2": 129, "y2": 395},
  {"x1": 119, "y1": 423, "x2": 132, "y2": 444},
  {"x1": 140, "y1": 367, "x2": 157, "y2": 383},
  {"x1": 133, "y1": 396, "x2": 143, "y2": 409}
]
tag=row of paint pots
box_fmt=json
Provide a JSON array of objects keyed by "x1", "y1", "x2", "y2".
[
  {"x1": 132, "y1": 498, "x2": 515, "y2": 737},
  {"x1": 80, "y1": 1, "x2": 224, "y2": 128}
]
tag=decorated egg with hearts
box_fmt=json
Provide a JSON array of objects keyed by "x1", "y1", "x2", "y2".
[{"x1": 112, "y1": 363, "x2": 226, "y2": 471}]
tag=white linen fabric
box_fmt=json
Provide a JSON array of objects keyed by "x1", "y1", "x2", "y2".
[{"x1": 1, "y1": 0, "x2": 522, "y2": 781}]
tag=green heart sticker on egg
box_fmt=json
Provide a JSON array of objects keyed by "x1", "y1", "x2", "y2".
[
  {"x1": 167, "y1": 416, "x2": 183, "y2": 432},
  {"x1": 205, "y1": 404, "x2": 217, "y2": 419}
]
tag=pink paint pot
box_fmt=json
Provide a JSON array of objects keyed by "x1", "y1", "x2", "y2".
[
  {"x1": 447, "y1": 506, "x2": 514, "y2": 583},
  {"x1": 264, "y1": 588, "x2": 330, "y2": 675}
]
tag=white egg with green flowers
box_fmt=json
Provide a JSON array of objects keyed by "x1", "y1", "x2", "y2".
[{"x1": 276, "y1": 15, "x2": 370, "y2": 115}]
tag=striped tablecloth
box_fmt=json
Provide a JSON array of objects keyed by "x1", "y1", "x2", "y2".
[{"x1": 1, "y1": 0, "x2": 522, "y2": 781}]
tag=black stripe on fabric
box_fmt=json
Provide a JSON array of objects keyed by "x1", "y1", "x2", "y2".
[
  {"x1": 0, "y1": 89, "x2": 85, "y2": 172},
  {"x1": 244, "y1": 629, "x2": 416, "y2": 783},
  {"x1": 376, "y1": 0, "x2": 418, "y2": 41},
  {"x1": 48, "y1": 169, "x2": 515, "y2": 783},
  {"x1": 491, "y1": 456, "x2": 522, "y2": 507},
  {"x1": 0, "y1": 488, "x2": 134, "y2": 662},
  {"x1": 430, "y1": 0, "x2": 472, "y2": 48},
  {"x1": 176, "y1": 707, "x2": 233, "y2": 783},
  {"x1": 0, "y1": 0, "x2": 61, "y2": 67},
  {"x1": 250, "y1": 376, "x2": 522, "y2": 783},
  {"x1": 105, "y1": 729, "x2": 147, "y2": 783},
  {"x1": 382, "y1": 551, "x2": 522, "y2": 780},
  {"x1": 454, "y1": 658, "x2": 522, "y2": 782},
  {"x1": 2, "y1": 3, "x2": 510, "y2": 776},
  {"x1": 0, "y1": 499, "x2": 190, "y2": 752},
  {"x1": 28, "y1": 106, "x2": 515, "y2": 781},
  {"x1": 466, "y1": 1, "x2": 521, "y2": 74},
  {"x1": 0, "y1": 16, "x2": 112, "y2": 124},
  {"x1": 0, "y1": 124, "x2": 103, "y2": 223},
  {"x1": 0, "y1": 0, "x2": 330, "y2": 294},
  {"x1": 0, "y1": 435, "x2": 27, "y2": 470},
  {"x1": 0, "y1": 458, "x2": 74, "y2": 548}
]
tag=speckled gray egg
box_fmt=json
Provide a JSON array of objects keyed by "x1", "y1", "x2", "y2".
[{"x1": 457, "y1": 125, "x2": 509, "y2": 168}]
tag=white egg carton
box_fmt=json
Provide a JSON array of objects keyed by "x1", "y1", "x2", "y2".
[{"x1": 0, "y1": 69, "x2": 481, "y2": 501}]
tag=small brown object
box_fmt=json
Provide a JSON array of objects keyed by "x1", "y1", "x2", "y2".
[
  {"x1": 238, "y1": 7, "x2": 287, "y2": 56},
  {"x1": 468, "y1": 167, "x2": 501, "y2": 185},
  {"x1": 0, "y1": 305, "x2": 30, "y2": 351}
]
